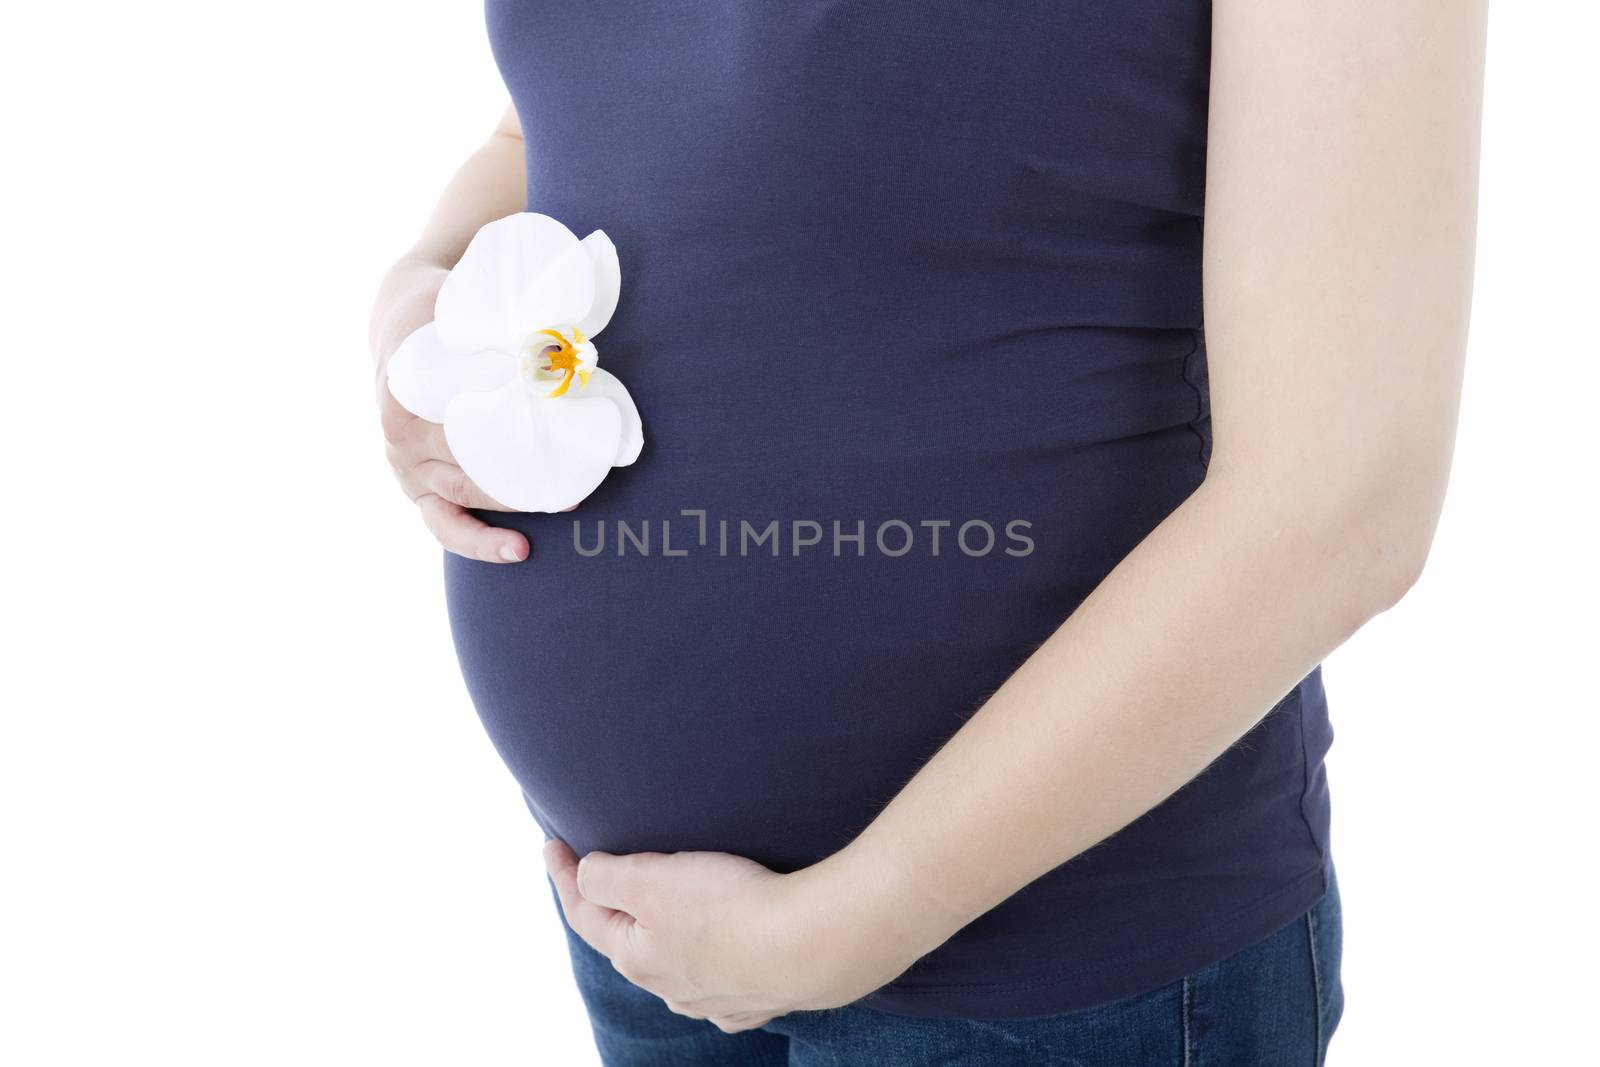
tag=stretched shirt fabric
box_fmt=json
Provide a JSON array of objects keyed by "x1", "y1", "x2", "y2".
[{"x1": 452, "y1": 0, "x2": 1335, "y2": 1019}]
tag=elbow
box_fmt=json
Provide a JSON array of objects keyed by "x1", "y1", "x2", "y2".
[
  {"x1": 1303, "y1": 505, "x2": 1436, "y2": 643},
  {"x1": 1330, "y1": 477, "x2": 1445, "y2": 620},
  {"x1": 1209, "y1": 452, "x2": 1446, "y2": 621},
  {"x1": 1365, "y1": 532, "x2": 1432, "y2": 616}
]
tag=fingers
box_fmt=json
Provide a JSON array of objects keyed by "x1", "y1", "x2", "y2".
[
  {"x1": 381, "y1": 385, "x2": 517, "y2": 515},
  {"x1": 415, "y1": 418, "x2": 455, "y2": 464},
  {"x1": 575, "y1": 851, "x2": 662, "y2": 916},
  {"x1": 380, "y1": 380, "x2": 528, "y2": 559},
  {"x1": 413, "y1": 418, "x2": 475, "y2": 477},
  {"x1": 415, "y1": 493, "x2": 529, "y2": 563},
  {"x1": 544, "y1": 839, "x2": 637, "y2": 963},
  {"x1": 545, "y1": 843, "x2": 781, "y2": 1032},
  {"x1": 709, "y1": 1012, "x2": 775, "y2": 1034},
  {"x1": 663, "y1": 999, "x2": 707, "y2": 1020},
  {"x1": 377, "y1": 379, "x2": 418, "y2": 445},
  {"x1": 658, "y1": 1002, "x2": 770, "y2": 1032},
  {"x1": 410, "y1": 458, "x2": 513, "y2": 512}
]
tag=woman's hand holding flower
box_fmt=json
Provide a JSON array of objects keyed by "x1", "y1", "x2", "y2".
[
  {"x1": 373, "y1": 212, "x2": 646, "y2": 560},
  {"x1": 371, "y1": 257, "x2": 530, "y2": 563},
  {"x1": 386, "y1": 213, "x2": 643, "y2": 515}
]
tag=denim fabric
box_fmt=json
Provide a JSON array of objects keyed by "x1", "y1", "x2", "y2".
[{"x1": 555, "y1": 868, "x2": 1343, "y2": 1066}]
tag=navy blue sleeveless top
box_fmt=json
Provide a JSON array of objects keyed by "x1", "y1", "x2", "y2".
[{"x1": 452, "y1": 0, "x2": 1334, "y2": 1018}]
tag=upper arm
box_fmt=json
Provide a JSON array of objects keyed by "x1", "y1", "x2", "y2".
[{"x1": 1201, "y1": 0, "x2": 1488, "y2": 532}]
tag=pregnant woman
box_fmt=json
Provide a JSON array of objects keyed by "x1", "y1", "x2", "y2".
[{"x1": 370, "y1": 2, "x2": 1486, "y2": 1063}]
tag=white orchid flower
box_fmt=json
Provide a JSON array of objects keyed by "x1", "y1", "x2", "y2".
[{"x1": 386, "y1": 212, "x2": 643, "y2": 513}]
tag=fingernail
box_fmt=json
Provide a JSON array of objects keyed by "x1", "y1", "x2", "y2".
[{"x1": 499, "y1": 543, "x2": 524, "y2": 562}]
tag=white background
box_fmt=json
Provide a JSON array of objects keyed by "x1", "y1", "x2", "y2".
[{"x1": 2, "y1": 3, "x2": 1594, "y2": 1064}]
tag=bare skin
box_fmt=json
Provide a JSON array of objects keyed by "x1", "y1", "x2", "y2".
[
  {"x1": 374, "y1": 0, "x2": 1488, "y2": 1034},
  {"x1": 370, "y1": 105, "x2": 530, "y2": 563}
]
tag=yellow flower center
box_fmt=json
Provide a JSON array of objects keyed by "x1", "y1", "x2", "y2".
[{"x1": 527, "y1": 326, "x2": 593, "y2": 398}]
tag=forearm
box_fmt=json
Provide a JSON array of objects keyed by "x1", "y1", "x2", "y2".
[
  {"x1": 815, "y1": 468, "x2": 1425, "y2": 954},
  {"x1": 547, "y1": 0, "x2": 1482, "y2": 1030},
  {"x1": 808, "y1": 0, "x2": 1482, "y2": 962},
  {"x1": 401, "y1": 129, "x2": 527, "y2": 272},
  {"x1": 369, "y1": 108, "x2": 526, "y2": 361}
]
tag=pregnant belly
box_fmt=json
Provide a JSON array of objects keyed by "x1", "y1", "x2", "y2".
[{"x1": 442, "y1": 401, "x2": 1205, "y2": 870}]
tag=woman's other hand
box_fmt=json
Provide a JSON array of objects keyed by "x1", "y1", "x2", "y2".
[
  {"x1": 370, "y1": 256, "x2": 530, "y2": 564},
  {"x1": 543, "y1": 840, "x2": 960, "y2": 1034}
]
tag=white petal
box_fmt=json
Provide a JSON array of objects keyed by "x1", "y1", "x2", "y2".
[
  {"x1": 385, "y1": 322, "x2": 516, "y2": 423},
  {"x1": 434, "y1": 213, "x2": 593, "y2": 354},
  {"x1": 577, "y1": 367, "x2": 644, "y2": 466},
  {"x1": 526, "y1": 239, "x2": 597, "y2": 336},
  {"x1": 443, "y1": 379, "x2": 624, "y2": 513},
  {"x1": 575, "y1": 230, "x2": 621, "y2": 339}
]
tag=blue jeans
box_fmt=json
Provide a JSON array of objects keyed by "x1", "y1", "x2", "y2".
[{"x1": 556, "y1": 868, "x2": 1343, "y2": 1066}]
